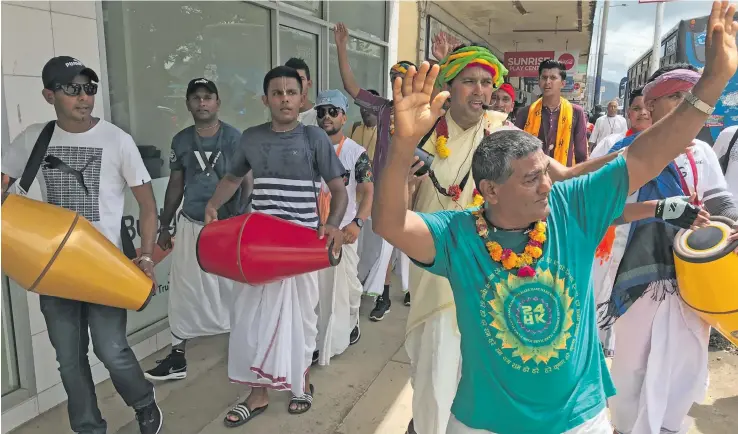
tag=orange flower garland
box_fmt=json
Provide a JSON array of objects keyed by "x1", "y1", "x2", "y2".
[{"x1": 473, "y1": 210, "x2": 546, "y2": 277}]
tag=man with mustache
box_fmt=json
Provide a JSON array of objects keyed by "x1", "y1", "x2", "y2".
[
  {"x1": 374, "y1": 3, "x2": 738, "y2": 432},
  {"x1": 144, "y1": 78, "x2": 252, "y2": 382},
  {"x1": 206, "y1": 66, "x2": 348, "y2": 426},
  {"x1": 1, "y1": 56, "x2": 162, "y2": 434},
  {"x1": 515, "y1": 59, "x2": 589, "y2": 166},
  {"x1": 313, "y1": 89, "x2": 374, "y2": 366},
  {"x1": 490, "y1": 83, "x2": 517, "y2": 127}
]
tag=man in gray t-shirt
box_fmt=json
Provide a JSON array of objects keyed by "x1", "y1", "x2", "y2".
[
  {"x1": 205, "y1": 66, "x2": 348, "y2": 425},
  {"x1": 145, "y1": 78, "x2": 251, "y2": 382}
]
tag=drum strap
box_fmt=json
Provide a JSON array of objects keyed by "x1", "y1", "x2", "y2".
[
  {"x1": 719, "y1": 128, "x2": 738, "y2": 175},
  {"x1": 676, "y1": 149, "x2": 700, "y2": 206},
  {"x1": 19, "y1": 120, "x2": 137, "y2": 259}
]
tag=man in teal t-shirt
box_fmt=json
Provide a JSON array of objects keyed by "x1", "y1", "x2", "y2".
[
  {"x1": 373, "y1": 17, "x2": 738, "y2": 432},
  {"x1": 414, "y1": 151, "x2": 626, "y2": 432}
]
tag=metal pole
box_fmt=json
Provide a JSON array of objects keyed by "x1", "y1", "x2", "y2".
[
  {"x1": 594, "y1": 0, "x2": 610, "y2": 108},
  {"x1": 650, "y1": 2, "x2": 665, "y2": 75}
]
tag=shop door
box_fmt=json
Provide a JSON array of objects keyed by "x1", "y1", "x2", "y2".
[{"x1": 279, "y1": 18, "x2": 322, "y2": 104}]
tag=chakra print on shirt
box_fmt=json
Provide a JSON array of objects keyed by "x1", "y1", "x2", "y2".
[{"x1": 480, "y1": 259, "x2": 581, "y2": 373}]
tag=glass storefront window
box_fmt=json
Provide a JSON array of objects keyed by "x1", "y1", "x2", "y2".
[
  {"x1": 103, "y1": 1, "x2": 272, "y2": 333},
  {"x1": 2, "y1": 275, "x2": 19, "y2": 396},
  {"x1": 329, "y1": 1, "x2": 386, "y2": 40},
  {"x1": 329, "y1": 38, "x2": 385, "y2": 130},
  {"x1": 284, "y1": 1, "x2": 322, "y2": 17},
  {"x1": 280, "y1": 26, "x2": 319, "y2": 104},
  {"x1": 103, "y1": 1, "x2": 273, "y2": 180}
]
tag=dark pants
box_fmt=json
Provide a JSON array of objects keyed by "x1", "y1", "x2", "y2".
[{"x1": 40, "y1": 295, "x2": 154, "y2": 434}]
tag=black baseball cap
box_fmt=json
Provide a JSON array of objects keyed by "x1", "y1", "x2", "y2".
[
  {"x1": 186, "y1": 78, "x2": 219, "y2": 98},
  {"x1": 42, "y1": 56, "x2": 99, "y2": 90}
]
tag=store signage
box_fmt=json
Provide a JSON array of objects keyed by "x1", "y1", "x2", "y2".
[{"x1": 504, "y1": 50, "x2": 579, "y2": 77}]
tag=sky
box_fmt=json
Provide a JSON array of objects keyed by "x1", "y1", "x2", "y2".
[{"x1": 592, "y1": 0, "x2": 711, "y2": 83}]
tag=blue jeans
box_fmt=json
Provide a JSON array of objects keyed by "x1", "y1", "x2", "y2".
[{"x1": 40, "y1": 295, "x2": 154, "y2": 434}]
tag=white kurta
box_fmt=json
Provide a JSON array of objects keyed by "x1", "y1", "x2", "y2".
[
  {"x1": 316, "y1": 242, "x2": 362, "y2": 366},
  {"x1": 228, "y1": 272, "x2": 319, "y2": 396},
  {"x1": 168, "y1": 215, "x2": 233, "y2": 343}
]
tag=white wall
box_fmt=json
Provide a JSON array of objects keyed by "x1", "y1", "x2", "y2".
[{"x1": 0, "y1": 2, "x2": 172, "y2": 432}]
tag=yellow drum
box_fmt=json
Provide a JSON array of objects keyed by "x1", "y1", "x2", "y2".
[
  {"x1": 673, "y1": 216, "x2": 738, "y2": 346},
  {"x1": 1, "y1": 193, "x2": 154, "y2": 311}
]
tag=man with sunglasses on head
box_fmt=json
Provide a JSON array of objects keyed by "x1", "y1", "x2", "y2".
[
  {"x1": 1, "y1": 56, "x2": 162, "y2": 434},
  {"x1": 144, "y1": 78, "x2": 252, "y2": 382},
  {"x1": 313, "y1": 90, "x2": 374, "y2": 366}
]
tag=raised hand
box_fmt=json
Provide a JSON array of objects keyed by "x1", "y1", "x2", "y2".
[
  {"x1": 392, "y1": 62, "x2": 449, "y2": 144},
  {"x1": 431, "y1": 32, "x2": 452, "y2": 60},
  {"x1": 334, "y1": 22, "x2": 349, "y2": 48},
  {"x1": 705, "y1": 1, "x2": 738, "y2": 82}
]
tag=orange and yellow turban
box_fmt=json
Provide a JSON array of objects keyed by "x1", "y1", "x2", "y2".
[{"x1": 435, "y1": 46, "x2": 507, "y2": 89}]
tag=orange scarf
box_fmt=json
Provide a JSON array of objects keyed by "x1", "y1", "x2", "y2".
[
  {"x1": 317, "y1": 137, "x2": 345, "y2": 225},
  {"x1": 523, "y1": 97, "x2": 574, "y2": 165}
]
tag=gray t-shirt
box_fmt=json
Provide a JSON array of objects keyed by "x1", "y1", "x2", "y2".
[
  {"x1": 170, "y1": 122, "x2": 242, "y2": 221},
  {"x1": 228, "y1": 122, "x2": 346, "y2": 228}
]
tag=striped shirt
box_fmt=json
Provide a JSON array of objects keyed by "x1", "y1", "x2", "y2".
[{"x1": 228, "y1": 122, "x2": 346, "y2": 228}]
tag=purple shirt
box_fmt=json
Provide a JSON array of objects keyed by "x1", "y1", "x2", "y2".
[
  {"x1": 354, "y1": 89, "x2": 393, "y2": 180},
  {"x1": 514, "y1": 101, "x2": 589, "y2": 166}
]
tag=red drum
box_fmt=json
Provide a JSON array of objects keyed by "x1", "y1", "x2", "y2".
[{"x1": 196, "y1": 212, "x2": 341, "y2": 286}]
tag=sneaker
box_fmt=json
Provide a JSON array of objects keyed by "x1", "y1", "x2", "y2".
[
  {"x1": 135, "y1": 395, "x2": 163, "y2": 434},
  {"x1": 349, "y1": 322, "x2": 361, "y2": 345},
  {"x1": 144, "y1": 349, "x2": 187, "y2": 381},
  {"x1": 404, "y1": 292, "x2": 411, "y2": 306},
  {"x1": 370, "y1": 296, "x2": 391, "y2": 321}
]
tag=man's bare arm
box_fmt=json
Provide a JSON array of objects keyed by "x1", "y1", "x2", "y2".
[
  {"x1": 206, "y1": 174, "x2": 243, "y2": 213},
  {"x1": 159, "y1": 170, "x2": 185, "y2": 226},
  {"x1": 355, "y1": 182, "x2": 373, "y2": 220},
  {"x1": 334, "y1": 23, "x2": 361, "y2": 99},
  {"x1": 548, "y1": 151, "x2": 621, "y2": 182},
  {"x1": 626, "y1": 2, "x2": 738, "y2": 194},
  {"x1": 325, "y1": 176, "x2": 349, "y2": 228},
  {"x1": 240, "y1": 171, "x2": 254, "y2": 210},
  {"x1": 130, "y1": 182, "x2": 158, "y2": 256}
]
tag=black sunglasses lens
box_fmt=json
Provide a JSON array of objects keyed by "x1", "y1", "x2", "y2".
[
  {"x1": 83, "y1": 83, "x2": 98, "y2": 95},
  {"x1": 317, "y1": 107, "x2": 341, "y2": 118},
  {"x1": 60, "y1": 84, "x2": 81, "y2": 96}
]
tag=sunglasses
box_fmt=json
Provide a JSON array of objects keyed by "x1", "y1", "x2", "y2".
[
  {"x1": 54, "y1": 83, "x2": 98, "y2": 97},
  {"x1": 316, "y1": 106, "x2": 343, "y2": 119}
]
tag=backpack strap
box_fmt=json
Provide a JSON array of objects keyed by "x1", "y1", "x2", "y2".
[
  {"x1": 719, "y1": 128, "x2": 738, "y2": 174},
  {"x1": 18, "y1": 121, "x2": 55, "y2": 193}
]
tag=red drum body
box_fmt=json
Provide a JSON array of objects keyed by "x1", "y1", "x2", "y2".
[{"x1": 196, "y1": 212, "x2": 341, "y2": 286}]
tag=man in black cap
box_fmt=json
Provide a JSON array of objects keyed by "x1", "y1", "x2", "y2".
[
  {"x1": 1, "y1": 56, "x2": 163, "y2": 433},
  {"x1": 144, "y1": 78, "x2": 251, "y2": 381}
]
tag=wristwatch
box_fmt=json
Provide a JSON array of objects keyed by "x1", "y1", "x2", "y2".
[
  {"x1": 684, "y1": 93, "x2": 714, "y2": 115},
  {"x1": 352, "y1": 217, "x2": 364, "y2": 228}
]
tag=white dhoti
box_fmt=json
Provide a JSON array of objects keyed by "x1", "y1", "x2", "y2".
[
  {"x1": 357, "y1": 217, "x2": 394, "y2": 296},
  {"x1": 228, "y1": 272, "x2": 319, "y2": 396},
  {"x1": 316, "y1": 242, "x2": 362, "y2": 366},
  {"x1": 446, "y1": 410, "x2": 612, "y2": 434},
  {"x1": 168, "y1": 215, "x2": 233, "y2": 342},
  {"x1": 391, "y1": 248, "x2": 411, "y2": 292},
  {"x1": 405, "y1": 309, "x2": 461, "y2": 434},
  {"x1": 609, "y1": 292, "x2": 710, "y2": 434}
]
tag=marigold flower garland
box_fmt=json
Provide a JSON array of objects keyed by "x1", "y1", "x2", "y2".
[
  {"x1": 473, "y1": 209, "x2": 546, "y2": 277},
  {"x1": 435, "y1": 116, "x2": 450, "y2": 158}
]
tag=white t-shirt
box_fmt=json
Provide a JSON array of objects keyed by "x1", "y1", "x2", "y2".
[
  {"x1": 2, "y1": 120, "x2": 151, "y2": 248},
  {"x1": 675, "y1": 139, "x2": 731, "y2": 202},
  {"x1": 712, "y1": 125, "x2": 738, "y2": 197},
  {"x1": 298, "y1": 108, "x2": 318, "y2": 127},
  {"x1": 320, "y1": 137, "x2": 367, "y2": 229},
  {"x1": 590, "y1": 132, "x2": 626, "y2": 159},
  {"x1": 589, "y1": 115, "x2": 628, "y2": 146}
]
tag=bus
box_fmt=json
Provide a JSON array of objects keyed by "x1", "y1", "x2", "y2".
[{"x1": 625, "y1": 14, "x2": 738, "y2": 145}]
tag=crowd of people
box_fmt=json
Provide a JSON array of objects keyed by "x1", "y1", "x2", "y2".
[{"x1": 2, "y1": 3, "x2": 738, "y2": 434}]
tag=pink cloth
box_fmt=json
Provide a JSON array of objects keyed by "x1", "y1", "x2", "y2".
[{"x1": 643, "y1": 69, "x2": 700, "y2": 102}]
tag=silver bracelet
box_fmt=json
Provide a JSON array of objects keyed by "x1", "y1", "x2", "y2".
[{"x1": 138, "y1": 255, "x2": 154, "y2": 265}]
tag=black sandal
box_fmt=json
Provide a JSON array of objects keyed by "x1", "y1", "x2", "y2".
[
  {"x1": 223, "y1": 402, "x2": 267, "y2": 427},
  {"x1": 288, "y1": 384, "x2": 314, "y2": 414}
]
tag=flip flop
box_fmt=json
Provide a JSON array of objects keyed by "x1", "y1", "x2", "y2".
[
  {"x1": 288, "y1": 384, "x2": 314, "y2": 415},
  {"x1": 223, "y1": 402, "x2": 268, "y2": 428}
]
